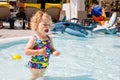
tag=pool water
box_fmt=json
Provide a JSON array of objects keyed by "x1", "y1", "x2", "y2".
[{"x1": 0, "y1": 33, "x2": 120, "y2": 80}]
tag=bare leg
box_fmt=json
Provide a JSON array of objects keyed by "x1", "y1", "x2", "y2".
[
  {"x1": 30, "y1": 68, "x2": 46, "y2": 80},
  {"x1": 37, "y1": 69, "x2": 46, "y2": 80},
  {"x1": 29, "y1": 68, "x2": 39, "y2": 80},
  {"x1": 36, "y1": 77, "x2": 46, "y2": 80}
]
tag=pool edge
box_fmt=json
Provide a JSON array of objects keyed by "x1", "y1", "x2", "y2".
[{"x1": 0, "y1": 36, "x2": 31, "y2": 44}]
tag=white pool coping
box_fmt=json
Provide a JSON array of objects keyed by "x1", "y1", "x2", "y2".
[
  {"x1": 0, "y1": 34, "x2": 56, "y2": 45},
  {"x1": 0, "y1": 36, "x2": 31, "y2": 44}
]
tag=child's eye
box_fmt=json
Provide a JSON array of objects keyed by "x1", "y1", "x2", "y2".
[{"x1": 43, "y1": 24, "x2": 51, "y2": 26}]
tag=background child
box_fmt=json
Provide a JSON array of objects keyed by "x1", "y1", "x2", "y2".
[{"x1": 25, "y1": 11, "x2": 60, "y2": 80}]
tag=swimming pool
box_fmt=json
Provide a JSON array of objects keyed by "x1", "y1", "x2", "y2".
[{"x1": 0, "y1": 33, "x2": 120, "y2": 80}]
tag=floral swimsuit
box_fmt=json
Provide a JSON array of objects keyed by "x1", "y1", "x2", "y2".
[{"x1": 28, "y1": 36, "x2": 51, "y2": 69}]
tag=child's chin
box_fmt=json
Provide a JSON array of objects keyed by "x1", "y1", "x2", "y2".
[{"x1": 44, "y1": 32, "x2": 49, "y2": 35}]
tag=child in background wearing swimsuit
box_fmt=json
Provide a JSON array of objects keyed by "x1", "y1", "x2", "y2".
[{"x1": 25, "y1": 11, "x2": 60, "y2": 80}]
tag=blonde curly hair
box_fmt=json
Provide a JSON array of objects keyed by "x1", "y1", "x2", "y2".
[{"x1": 30, "y1": 10, "x2": 52, "y2": 31}]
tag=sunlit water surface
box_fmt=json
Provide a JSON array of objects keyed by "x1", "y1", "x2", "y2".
[{"x1": 0, "y1": 33, "x2": 120, "y2": 80}]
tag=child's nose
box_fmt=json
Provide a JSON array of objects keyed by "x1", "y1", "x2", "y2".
[{"x1": 47, "y1": 24, "x2": 51, "y2": 27}]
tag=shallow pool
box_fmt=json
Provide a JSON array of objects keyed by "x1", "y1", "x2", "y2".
[{"x1": 0, "y1": 33, "x2": 120, "y2": 80}]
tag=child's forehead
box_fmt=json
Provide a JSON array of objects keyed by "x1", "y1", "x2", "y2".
[
  {"x1": 41, "y1": 18, "x2": 51, "y2": 23},
  {"x1": 41, "y1": 16, "x2": 51, "y2": 23},
  {"x1": 42, "y1": 16, "x2": 50, "y2": 20}
]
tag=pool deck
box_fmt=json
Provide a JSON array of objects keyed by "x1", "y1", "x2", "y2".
[
  {"x1": 0, "y1": 29, "x2": 34, "y2": 39},
  {"x1": 0, "y1": 29, "x2": 34, "y2": 43}
]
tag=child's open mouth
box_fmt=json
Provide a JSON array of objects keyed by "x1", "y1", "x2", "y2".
[{"x1": 44, "y1": 29, "x2": 49, "y2": 33}]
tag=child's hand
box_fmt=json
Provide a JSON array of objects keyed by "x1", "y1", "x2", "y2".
[
  {"x1": 52, "y1": 51, "x2": 60, "y2": 56},
  {"x1": 38, "y1": 48, "x2": 46, "y2": 55}
]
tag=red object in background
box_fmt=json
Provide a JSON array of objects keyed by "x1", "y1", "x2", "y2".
[
  {"x1": 17, "y1": 2, "x2": 25, "y2": 9},
  {"x1": 93, "y1": 16, "x2": 107, "y2": 22}
]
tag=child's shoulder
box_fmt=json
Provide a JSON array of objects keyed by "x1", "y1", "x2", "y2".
[
  {"x1": 28, "y1": 36, "x2": 36, "y2": 42},
  {"x1": 26, "y1": 36, "x2": 36, "y2": 47}
]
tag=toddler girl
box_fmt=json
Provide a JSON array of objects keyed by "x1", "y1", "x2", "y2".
[{"x1": 25, "y1": 11, "x2": 60, "y2": 80}]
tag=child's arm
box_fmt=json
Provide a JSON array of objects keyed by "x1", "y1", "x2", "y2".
[
  {"x1": 50, "y1": 38, "x2": 60, "y2": 56},
  {"x1": 25, "y1": 37, "x2": 46, "y2": 56}
]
